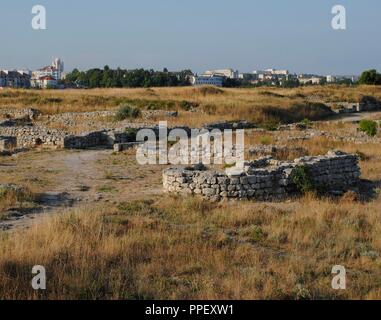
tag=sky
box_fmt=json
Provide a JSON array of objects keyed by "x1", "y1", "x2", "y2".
[{"x1": 0, "y1": 0, "x2": 380, "y2": 75}]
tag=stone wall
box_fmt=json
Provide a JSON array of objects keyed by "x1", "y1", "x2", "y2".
[
  {"x1": 0, "y1": 126, "x2": 66, "y2": 148},
  {"x1": 163, "y1": 151, "x2": 361, "y2": 201},
  {"x1": 0, "y1": 108, "x2": 41, "y2": 120},
  {"x1": 63, "y1": 131, "x2": 113, "y2": 149},
  {"x1": 359, "y1": 96, "x2": 381, "y2": 112},
  {"x1": 249, "y1": 144, "x2": 308, "y2": 158},
  {"x1": 204, "y1": 120, "x2": 257, "y2": 131}
]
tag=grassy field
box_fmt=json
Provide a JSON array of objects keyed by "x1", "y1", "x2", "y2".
[
  {"x1": 1, "y1": 194, "x2": 381, "y2": 300},
  {"x1": 1, "y1": 85, "x2": 381, "y2": 127},
  {"x1": 1, "y1": 85, "x2": 381, "y2": 300},
  {"x1": 0, "y1": 135, "x2": 381, "y2": 299}
]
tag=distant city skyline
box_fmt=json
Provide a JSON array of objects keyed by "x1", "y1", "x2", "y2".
[{"x1": 0, "y1": 0, "x2": 380, "y2": 75}]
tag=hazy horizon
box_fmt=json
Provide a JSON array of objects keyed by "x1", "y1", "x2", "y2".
[{"x1": 0, "y1": 0, "x2": 380, "y2": 75}]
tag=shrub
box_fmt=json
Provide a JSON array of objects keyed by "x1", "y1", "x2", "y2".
[
  {"x1": 179, "y1": 100, "x2": 197, "y2": 111},
  {"x1": 291, "y1": 165, "x2": 315, "y2": 194},
  {"x1": 359, "y1": 120, "x2": 378, "y2": 137},
  {"x1": 249, "y1": 226, "x2": 266, "y2": 243},
  {"x1": 124, "y1": 128, "x2": 138, "y2": 141},
  {"x1": 300, "y1": 118, "x2": 313, "y2": 128},
  {"x1": 262, "y1": 120, "x2": 279, "y2": 131},
  {"x1": 114, "y1": 104, "x2": 141, "y2": 121},
  {"x1": 259, "y1": 135, "x2": 273, "y2": 145}
]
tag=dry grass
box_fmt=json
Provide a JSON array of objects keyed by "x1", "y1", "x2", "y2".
[
  {"x1": 0, "y1": 187, "x2": 35, "y2": 221},
  {"x1": 1, "y1": 194, "x2": 381, "y2": 300},
  {"x1": 2, "y1": 86, "x2": 381, "y2": 300},
  {"x1": 2, "y1": 85, "x2": 381, "y2": 128}
]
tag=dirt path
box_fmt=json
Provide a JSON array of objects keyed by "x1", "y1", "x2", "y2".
[
  {"x1": 329, "y1": 111, "x2": 380, "y2": 123},
  {"x1": 0, "y1": 149, "x2": 164, "y2": 232}
]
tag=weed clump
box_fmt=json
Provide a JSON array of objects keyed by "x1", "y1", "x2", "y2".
[
  {"x1": 114, "y1": 104, "x2": 141, "y2": 121},
  {"x1": 359, "y1": 120, "x2": 378, "y2": 137},
  {"x1": 291, "y1": 165, "x2": 315, "y2": 194}
]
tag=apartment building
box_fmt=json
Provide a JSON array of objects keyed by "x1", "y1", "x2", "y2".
[
  {"x1": 31, "y1": 58, "x2": 64, "y2": 88},
  {"x1": 0, "y1": 70, "x2": 31, "y2": 88},
  {"x1": 190, "y1": 74, "x2": 224, "y2": 87},
  {"x1": 203, "y1": 69, "x2": 239, "y2": 79}
]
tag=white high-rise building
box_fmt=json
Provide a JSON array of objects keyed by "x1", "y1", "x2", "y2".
[
  {"x1": 52, "y1": 58, "x2": 64, "y2": 79},
  {"x1": 32, "y1": 58, "x2": 64, "y2": 82},
  {"x1": 203, "y1": 69, "x2": 239, "y2": 79},
  {"x1": 326, "y1": 75, "x2": 336, "y2": 83},
  {"x1": 31, "y1": 58, "x2": 64, "y2": 88}
]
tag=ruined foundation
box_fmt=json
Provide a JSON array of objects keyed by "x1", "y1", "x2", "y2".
[{"x1": 163, "y1": 151, "x2": 361, "y2": 201}]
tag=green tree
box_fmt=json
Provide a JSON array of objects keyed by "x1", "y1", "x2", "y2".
[
  {"x1": 359, "y1": 69, "x2": 381, "y2": 85},
  {"x1": 64, "y1": 67, "x2": 193, "y2": 88}
]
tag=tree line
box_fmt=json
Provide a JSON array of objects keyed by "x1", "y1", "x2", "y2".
[
  {"x1": 358, "y1": 69, "x2": 381, "y2": 85},
  {"x1": 63, "y1": 66, "x2": 193, "y2": 88},
  {"x1": 62, "y1": 66, "x2": 381, "y2": 88}
]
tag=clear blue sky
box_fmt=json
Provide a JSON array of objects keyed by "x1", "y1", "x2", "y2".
[{"x1": 0, "y1": 0, "x2": 380, "y2": 75}]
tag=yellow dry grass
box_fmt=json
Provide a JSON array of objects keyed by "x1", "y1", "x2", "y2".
[
  {"x1": 1, "y1": 194, "x2": 381, "y2": 300},
  {"x1": 1, "y1": 85, "x2": 381, "y2": 300},
  {"x1": 1, "y1": 85, "x2": 381, "y2": 128}
]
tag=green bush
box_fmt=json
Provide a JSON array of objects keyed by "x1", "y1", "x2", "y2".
[
  {"x1": 291, "y1": 165, "x2": 314, "y2": 194},
  {"x1": 179, "y1": 100, "x2": 197, "y2": 111},
  {"x1": 359, "y1": 120, "x2": 378, "y2": 137},
  {"x1": 114, "y1": 104, "x2": 141, "y2": 121},
  {"x1": 300, "y1": 118, "x2": 313, "y2": 128},
  {"x1": 262, "y1": 120, "x2": 279, "y2": 131},
  {"x1": 249, "y1": 226, "x2": 266, "y2": 243}
]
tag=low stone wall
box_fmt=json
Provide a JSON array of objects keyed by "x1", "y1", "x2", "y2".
[
  {"x1": 63, "y1": 131, "x2": 112, "y2": 149},
  {"x1": 204, "y1": 120, "x2": 257, "y2": 131},
  {"x1": 359, "y1": 96, "x2": 381, "y2": 112},
  {"x1": 0, "y1": 123, "x2": 196, "y2": 150},
  {"x1": 0, "y1": 108, "x2": 41, "y2": 120},
  {"x1": 249, "y1": 144, "x2": 308, "y2": 158},
  {"x1": 113, "y1": 142, "x2": 142, "y2": 152},
  {"x1": 0, "y1": 126, "x2": 66, "y2": 148},
  {"x1": 163, "y1": 151, "x2": 361, "y2": 201}
]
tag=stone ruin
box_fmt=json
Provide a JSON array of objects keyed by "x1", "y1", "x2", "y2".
[
  {"x1": 1, "y1": 95, "x2": 380, "y2": 155},
  {"x1": 0, "y1": 136, "x2": 17, "y2": 151},
  {"x1": 327, "y1": 96, "x2": 381, "y2": 114},
  {"x1": 248, "y1": 144, "x2": 308, "y2": 158},
  {"x1": 0, "y1": 108, "x2": 41, "y2": 121},
  {"x1": 163, "y1": 151, "x2": 361, "y2": 201},
  {"x1": 0, "y1": 136, "x2": 17, "y2": 156}
]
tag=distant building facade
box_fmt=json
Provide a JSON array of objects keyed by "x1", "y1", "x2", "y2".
[
  {"x1": 251, "y1": 68, "x2": 290, "y2": 84},
  {"x1": 326, "y1": 75, "x2": 336, "y2": 83},
  {"x1": 203, "y1": 69, "x2": 239, "y2": 79},
  {"x1": 298, "y1": 75, "x2": 323, "y2": 85},
  {"x1": 31, "y1": 58, "x2": 64, "y2": 88},
  {"x1": 31, "y1": 76, "x2": 58, "y2": 89},
  {"x1": 190, "y1": 74, "x2": 224, "y2": 87},
  {"x1": 0, "y1": 70, "x2": 31, "y2": 88}
]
